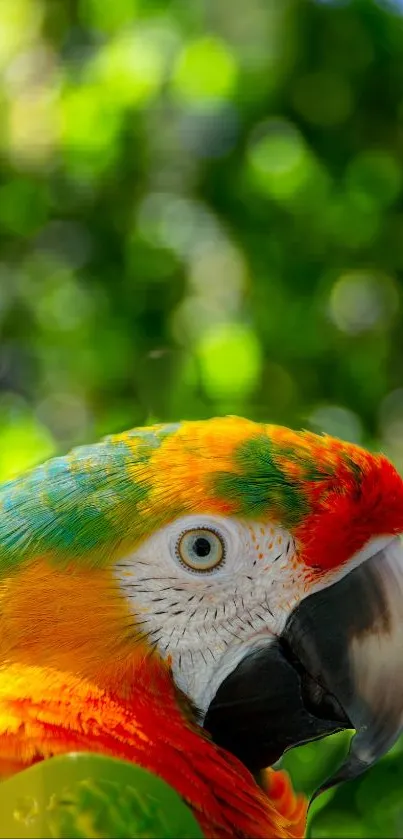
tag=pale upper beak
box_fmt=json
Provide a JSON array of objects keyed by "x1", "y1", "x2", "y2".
[{"x1": 204, "y1": 536, "x2": 403, "y2": 794}]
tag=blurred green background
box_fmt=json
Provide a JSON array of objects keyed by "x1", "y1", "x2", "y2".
[{"x1": 1, "y1": 0, "x2": 403, "y2": 835}]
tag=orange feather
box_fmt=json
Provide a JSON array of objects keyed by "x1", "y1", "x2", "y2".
[{"x1": 0, "y1": 661, "x2": 307, "y2": 838}]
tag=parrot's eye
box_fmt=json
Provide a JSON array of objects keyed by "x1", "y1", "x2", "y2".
[{"x1": 176, "y1": 528, "x2": 225, "y2": 572}]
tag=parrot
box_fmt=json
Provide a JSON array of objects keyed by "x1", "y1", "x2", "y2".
[{"x1": 1, "y1": 415, "x2": 403, "y2": 838}]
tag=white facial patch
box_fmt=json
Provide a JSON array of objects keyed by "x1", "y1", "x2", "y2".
[{"x1": 114, "y1": 514, "x2": 311, "y2": 714}]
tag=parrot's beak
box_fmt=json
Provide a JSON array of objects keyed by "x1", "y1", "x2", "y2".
[{"x1": 204, "y1": 536, "x2": 403, "y2": 794}]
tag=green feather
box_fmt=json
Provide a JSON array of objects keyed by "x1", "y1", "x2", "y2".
[{"x1": 213, "y1": 434, "x2": 309, "y2": 527}]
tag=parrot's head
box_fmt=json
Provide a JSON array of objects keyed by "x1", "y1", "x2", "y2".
[{"x1": 1, "y1": 416, "x2": 403, "y2": 792}]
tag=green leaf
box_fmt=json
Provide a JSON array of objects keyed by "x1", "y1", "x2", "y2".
[
  {"x1": 0, "y1": 753, "x2": 204, "y2": 839},
  {"x1": 308, "y1": 751, "x2": 403, "y2": 838}
]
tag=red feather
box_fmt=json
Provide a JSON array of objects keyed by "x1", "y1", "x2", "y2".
[{"x1": 0, "y1": 660, "x2": 307, "y2": 838}]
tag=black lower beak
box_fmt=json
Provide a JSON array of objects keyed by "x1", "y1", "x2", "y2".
[{"x1": 204, "y1": 536, "x2": 403, "y2": 794}]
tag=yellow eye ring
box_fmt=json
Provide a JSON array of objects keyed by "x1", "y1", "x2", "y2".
[{"x1": 176, "y1": 528, "x2": 225, "y2": 573}]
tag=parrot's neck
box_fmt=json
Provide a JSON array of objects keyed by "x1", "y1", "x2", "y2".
[
  {"x1": 0, "y1": 559, "x2": 161, "y2": 700},
  {"x1": 0, "y1": 658, "x2": 307, "y2": 838},
  {"x1": 0, "y1": 560, "x2": 308, "y2": 838}
]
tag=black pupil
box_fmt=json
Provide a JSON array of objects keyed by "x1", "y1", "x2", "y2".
[{"x1": 193, "y1": 536, "x2": 211, "y2": 557}]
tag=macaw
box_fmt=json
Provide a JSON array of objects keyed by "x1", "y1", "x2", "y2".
[{"x1": 1, "y1": 416, "x2": 403, "y2": 838}]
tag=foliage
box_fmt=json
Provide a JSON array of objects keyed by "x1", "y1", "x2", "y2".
[
  {"x1": 0, "y1": 752, "x2": 203, "y2": 838},
  {"x1": 0, "y1": 0, "x2": 403, "y2": 835}
]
